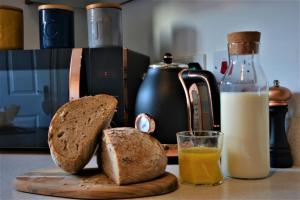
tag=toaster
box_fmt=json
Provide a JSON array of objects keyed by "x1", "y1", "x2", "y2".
[{"x1": 0, "y1": 47, "x2": 149, "y2": 149}]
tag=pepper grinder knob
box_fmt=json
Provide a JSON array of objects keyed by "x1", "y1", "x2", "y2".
[{"x1": 274, "y1": 80, "x2": 279, "y2": 86}]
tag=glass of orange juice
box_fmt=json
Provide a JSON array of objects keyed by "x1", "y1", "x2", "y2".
[{"x1": 177, "y1": 131, "x2": 223, "y2": 186}]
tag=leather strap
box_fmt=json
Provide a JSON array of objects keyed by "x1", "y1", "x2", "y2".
[{"x1": 69, "y1": 48, "x2": 83, "y2": 101}]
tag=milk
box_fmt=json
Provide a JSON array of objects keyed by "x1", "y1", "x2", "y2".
[{"x1": 221, "y1": 92, "x2": 270, "y2": 178}]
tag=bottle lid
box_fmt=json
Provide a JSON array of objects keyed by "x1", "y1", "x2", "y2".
[
  {"x1": 269, "y1": 80, "x2": 292, "y2": 106},
  {"x1": 227, "y1": 31, "x2": 261, "y2": 55},
  {"x1": 38, "y1": 4, "x2": 73, "y2": 12},
  {"x1": 86, "y1": 3, "x2": 121, "y2": 10}
]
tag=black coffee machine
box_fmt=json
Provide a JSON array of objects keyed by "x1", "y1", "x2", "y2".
[{"x1": 135, "y1": 53, "x2": 220, "y2": 163}]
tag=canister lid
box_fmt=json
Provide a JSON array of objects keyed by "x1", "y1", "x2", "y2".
[
  {"x1": 86, "y1": 3, "x2": 121, "y2": 10},
  {"x1": 38, "y1": 4, "x2": 73, "y2": 12},
  {"x1": 0, "y1": 5, "x2": 23, "y2": 12},
  {"x1": 269, "y1": 80, "x2": 292, "y2": 106}
]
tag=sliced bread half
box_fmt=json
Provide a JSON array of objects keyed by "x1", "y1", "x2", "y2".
[
  {"x1": 100, "y1": 127, "x2": 167, "y2": 185},
  {"x1": 48, "y1": 94, "x2": 117, "y2": 174}
]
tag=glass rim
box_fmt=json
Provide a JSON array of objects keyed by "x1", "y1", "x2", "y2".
[{"x1": 176, "y1": 130, "x2": 223, "y2": 138}]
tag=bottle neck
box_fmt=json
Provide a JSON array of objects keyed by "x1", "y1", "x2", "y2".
[
  {"x1": 221, "y1": 43, "x2": 267, "y2": 93},
  {"x1": 227, "y1": 42, "x2": 261, "y2": 82}
]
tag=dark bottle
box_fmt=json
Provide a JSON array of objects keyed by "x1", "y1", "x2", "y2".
[{"x1": 269, "y1": 80, "x2": 293, "y2": 168}]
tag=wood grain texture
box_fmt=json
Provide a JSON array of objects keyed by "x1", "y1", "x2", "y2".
[{"x1": 14, "y1": 168, "x2": 178, "y2": 199}]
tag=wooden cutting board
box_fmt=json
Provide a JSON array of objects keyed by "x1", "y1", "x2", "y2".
[{"x1": 15, "y1": 168, "x2": 178, "y2": 199}]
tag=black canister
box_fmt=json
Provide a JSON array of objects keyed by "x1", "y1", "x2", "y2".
[
  {"x1": 269, "y1": 80, "x2": 293, "y2": 168},
  {"x1": 38, "y1": 4, "x2": 74, "y2": 49}
]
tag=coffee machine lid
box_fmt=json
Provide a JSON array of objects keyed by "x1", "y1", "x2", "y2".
[{"x1": 150, "y1": 53, "x2": 188, "y2": 69}]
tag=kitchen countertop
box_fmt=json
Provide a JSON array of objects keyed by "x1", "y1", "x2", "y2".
[{"x1": 1, "y1": 152, "x2": 300, "y2": 200}]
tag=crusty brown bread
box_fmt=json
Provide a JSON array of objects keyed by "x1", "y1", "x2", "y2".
[
  {"x1": 100, "y1": 127, "x2": 167, "y2": 185},
  {"x1": 48, "y1": 94, "x2": 117, "y2": 174}
]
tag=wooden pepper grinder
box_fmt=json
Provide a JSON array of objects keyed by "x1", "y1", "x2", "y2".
[{"x1": 269, "y1": 80, "x2": 293, "y2": 168}]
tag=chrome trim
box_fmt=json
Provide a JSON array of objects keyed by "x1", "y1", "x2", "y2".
[
  {"x1": 150, "y1": 63, "x2": 188, "y2": 69},
  {"x1": 187, "y1": 73, "x2": 218, "y2": 129},
  {"x1": 69, "y1": 48, "x2": 83, "y2": 101},
  {"x1": 189, "y1": 83, "x2": 203, "y2": 130},
  {"x1": 178, "y1": 69, "x2": 192, "y2": 131}
]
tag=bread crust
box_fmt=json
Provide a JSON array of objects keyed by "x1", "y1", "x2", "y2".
[
  {"x1": 101, "y1": 128, "x2": 167, "y2": 185},
  {"x1": 48, "y1": 94, "x2": 117, "y2": 174}
]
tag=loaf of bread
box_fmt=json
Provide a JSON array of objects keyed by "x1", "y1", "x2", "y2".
[
  {"x1": 48, "y1": 94, "x2": 117, "y2": 174},
  {"x1": 100, "y1": 127, "x2": 167, "y2": 185}
]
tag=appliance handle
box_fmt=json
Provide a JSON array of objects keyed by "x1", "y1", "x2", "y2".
[
  {"x1": 178, "y1": 69, "x2": 221, "y2": 131},
  {"x1": 178, "y1": 69, "x2": 193, "y2": 131},
  {"x1": 69, "y1": 48, "x2": 83, "y2": 101}
]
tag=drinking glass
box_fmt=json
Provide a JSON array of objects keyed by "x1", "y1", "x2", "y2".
[{"x1": 177, "y1": 131, "x2": 223, "y2": 185}]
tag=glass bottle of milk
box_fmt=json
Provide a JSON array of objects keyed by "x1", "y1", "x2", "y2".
[{"x1": 220, "y1": 31, "x2": 269, "y2": 179}]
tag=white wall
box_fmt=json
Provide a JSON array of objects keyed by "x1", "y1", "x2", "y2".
[
  {"x1": 2, "y1": 0, "x2": 300, "y2": 115},
  {"x1": 123, "y1": 0, "x2": 299, "y2": 88},
  {"x1": 123, "y1": 0, "x2": 300, "y2": 116}
]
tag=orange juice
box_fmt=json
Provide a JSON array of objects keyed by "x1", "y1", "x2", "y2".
[{"x1": 179, "y1": 146, "x2": 223, "y2": 185}]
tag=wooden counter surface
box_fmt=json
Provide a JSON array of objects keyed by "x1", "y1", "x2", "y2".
[{"x1": 1, "y1": 152, "x2": 300, "y2": 200}]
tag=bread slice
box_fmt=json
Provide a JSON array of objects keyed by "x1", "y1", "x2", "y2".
[
  {"x1": 48, "y1": 94, "x2": 117, "y2": 174},
  {"x1": 100, "y1": 127, "x2": 167, "y2": 185}
]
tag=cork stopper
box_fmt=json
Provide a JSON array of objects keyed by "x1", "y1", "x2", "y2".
[{"x1": 227, "y1": 31, "x2": 261, "y2": 55}]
